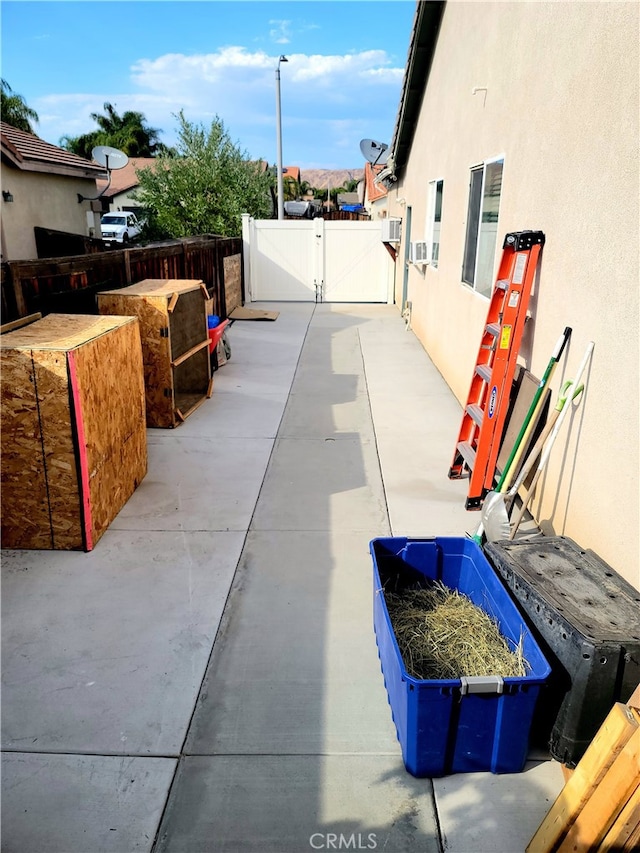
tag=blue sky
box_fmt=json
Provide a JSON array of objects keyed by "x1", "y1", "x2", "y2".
[{"x1": 1, "y1": 0, "x2": 417, "y2": 169}]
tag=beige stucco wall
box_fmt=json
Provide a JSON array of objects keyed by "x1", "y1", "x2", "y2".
[
  {"x1": 391, "y1": 1, "x2": 639, "y2": 587},
  {"x1": 1, "y1": 169, "x2": 100, "y2": 260}
]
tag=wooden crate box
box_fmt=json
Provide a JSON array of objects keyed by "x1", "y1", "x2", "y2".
[
  {"x1": 1, "y1": 314, "x2": 147, "y2": 551},
  {"x1": 98, "y1": 279, "x2": 212, "y2": 428}
]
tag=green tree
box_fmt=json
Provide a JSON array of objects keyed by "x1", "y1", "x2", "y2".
[
  {"x1": 283, "y1": 175, "x2": 300, "y2": 201},
  {"x1": 1, "y1": 79, "x2": 39, "y2": 133},
  {"x1": 60, "y1": 102, "x2": 169, "y2": 158},
  {"x1": 133, "y1": 111, "x2": 273, "y2": 239}
]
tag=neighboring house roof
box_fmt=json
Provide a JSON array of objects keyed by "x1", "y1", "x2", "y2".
[
  {"x1": 364, "y1": 162, "x2": 388, "y2": 203},
  {"x1": 283, "y1": 166, "x2": 300, "y2": 182},
  {"x1": 390, "y1": 1, "x2": 445, "y2": 177},
  {"x1": 0, "y1": 122, "x2": 107, "y2": 180},
  {"x1": 337, "y1": 192, "x2": 360, "y2": 205},
  {"x1": 95, "y1": 157, "x2": 158, "y2": 199}
]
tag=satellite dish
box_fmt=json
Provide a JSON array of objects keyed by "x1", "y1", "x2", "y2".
[
  {"x1": 359, "y1": 139, "x2": 389, "y2": 166},
  {"x1": 78, "y1": 146, "x2": 129, "y2": 203},
  {"x1": 92, "y1": 146, "x2": 129, "y2": 170}
]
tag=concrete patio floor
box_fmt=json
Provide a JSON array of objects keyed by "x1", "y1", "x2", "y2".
[{"x1": 1, "y1": 303, "x2": 564, "y2": 852}]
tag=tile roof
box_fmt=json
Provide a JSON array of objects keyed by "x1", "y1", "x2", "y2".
[
  {"x1": 282, "y1": 166, "x2": 300, "y2": 182},
  {"x1": 364, "y1": 162, "x2": 388, "y2": 203},
  {"x1": 1, "y1": 122, "x2": 106, "y2": 179},
  {"x1": 95, "y1": 157, "x2": 159, "y2": 198}
]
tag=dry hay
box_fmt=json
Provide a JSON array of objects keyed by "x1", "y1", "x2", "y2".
[{"x1": 384, "y1": 581, "x2": 527, "y2": 681}]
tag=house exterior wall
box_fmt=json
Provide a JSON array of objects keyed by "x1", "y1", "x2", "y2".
[
  {"x1": 390, "y1": 1, "x2": 639, "y2": 586},
  {"x1": 1, "y1": 169, "x2": 100, "y2": 260},
  {"x1": 108, "y1": 190, "x2": 144, "y2": 212}
]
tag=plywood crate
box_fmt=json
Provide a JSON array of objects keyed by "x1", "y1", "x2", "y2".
[
  {"x1": 1, "y1": 314, "x2": 147, "y2": 551},
  {"x1": 98, "y1": 279, "x2": 212, "y2": 428}
]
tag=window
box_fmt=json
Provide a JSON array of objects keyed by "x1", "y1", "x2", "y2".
[
  {"x1": 426, "y1": 179, "x2": 443, "y2": 268},
  {"x1": 462, "y1": 158, "x2": 503, "y2": 296}
]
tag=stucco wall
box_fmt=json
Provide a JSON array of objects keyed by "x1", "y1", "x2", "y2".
[
  {"x1": 391, "y1": 1, "x2": 639, "y2": 586},
  {"x1": 1, "y1": 169, "x2": 100, "y2": 260}
]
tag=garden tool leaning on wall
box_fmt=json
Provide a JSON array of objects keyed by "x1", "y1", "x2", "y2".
[
  {"x1": 508, "y1": 341, "x2": 594, "y2": 539},
  {"x1": 470, "y1": 327, "x2": 572, "y2": 545},
  {"x1": 483, "y1": 340, "x2": 594, "y2": 542}
]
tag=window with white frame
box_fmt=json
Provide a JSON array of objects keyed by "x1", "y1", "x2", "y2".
[
  {"x1": 426, "y1": 179, "x2": 443, "y2": 268},
  {"x1": 462, "y1": 157, "x2": 503, "y2": 296}
]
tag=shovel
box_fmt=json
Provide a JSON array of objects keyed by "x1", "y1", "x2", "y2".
[
  {"x1": 483, "y1": 378, "x2": 585, "y2": 541},
  {"x1": 470, "y1": 327, "x2": 572, "y2": 545}
]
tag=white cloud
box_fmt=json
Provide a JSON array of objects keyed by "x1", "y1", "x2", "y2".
[
  {"x1": 33, "y1": 46, "x2": 405, "y2": 168},
  {"x1": 269, "y1": 19, "x2": 291, "y2": 45}
]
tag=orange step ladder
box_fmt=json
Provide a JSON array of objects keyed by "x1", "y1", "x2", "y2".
[{"x1": 448, "y1": 230, "x2": 545, "y2": 509}]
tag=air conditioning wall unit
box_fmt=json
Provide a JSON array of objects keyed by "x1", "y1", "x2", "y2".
[
  {"x1": 381, "y1": 218, "x2": 402, "y2": 243},
  {"x1": 410, "y1": 241, "x2": 429, "y2": 265}
]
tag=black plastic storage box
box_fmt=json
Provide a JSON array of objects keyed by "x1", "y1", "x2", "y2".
[
  {"x1": 484, "y1": 536, "x2": 640, "y2": 767},
  {"x1": 370, "y1": 536, "x2": 551, "y2": 777}
]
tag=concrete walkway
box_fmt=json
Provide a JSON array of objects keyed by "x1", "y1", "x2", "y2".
[{"x1": 1, "y1": 303, "x2": 563, "y2": 852}]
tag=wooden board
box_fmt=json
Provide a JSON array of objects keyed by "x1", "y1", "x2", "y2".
[
  {"x1": 98, "y1": 291, "x2": 175, "y2": 428},
  {"x1": 170, "y1": 289, "x2": 209, "y2": 361},
  {"x1": 71, "y1": 320, "x2": 147, "y2": 546},
  {"x1": 0, "y1": 313, "x2": 146, "y2": 551},
  {"x1": 33, "y1": 349, "x2": 83, "y2": 549},
  {"x1": 599, "y1": 785, "x2": 640, "y2": 851},
  {"x1": 0, "y1": 349, "x2": 53, "y2": 549},
  {"x1": 557, "y1": 726, "x2": 639, "y2": 851},
  {"x1": 223, "y1": 254, "x2": 242, "y2": 315},
  {"x1": 98, "y1": 280, "x2": 211, "y2": 428},
  {"x1": 527, "y1": 702, "x2": 640, "y2": 853},
  {"x1": 100, "y1": 279, "x2": 206, "y2": 298},
  {"x1": 496, "y1": 367, "x2": 550, "y2": 484},
  {"x1": 229, "y1": 306, "x2": 279, "y2": 321}
]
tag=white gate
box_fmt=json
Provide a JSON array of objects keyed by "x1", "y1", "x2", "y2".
[{"x1": 242, "y1": 215, "x2": 393, "y2": 303}]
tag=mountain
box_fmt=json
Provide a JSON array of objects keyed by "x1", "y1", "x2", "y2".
[{"x1": 300, "y1": 168, "x2": 364, "y2": 190}]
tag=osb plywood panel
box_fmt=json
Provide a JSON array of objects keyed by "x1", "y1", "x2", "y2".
[
  {"x1": 72, "y1": 320, "x2": 147, "y2": 546},
  {"x1": 32, "y1": 350, "x2": 83, "y2": 549},
  {"x1": 1, "y1": 313, "x2": 146, "y2": 551},
  {"x1": 0, "y1": 314, "x2": 132, "y2": 352},
  {"x1": 102, "y1": 279, "x2": 204, "y2": 297},
  {"x1": 224, "y1": 254, "x2": 242, "y2": 314},
  {"x1": 0, "y1": 349, "x2": 52, "y2": 549},
  {"x1": 98, "y1": 292, "x2": 174, "y2": 428},
  {"x1": 98, "y1": 281, "x2": 210, "y2": 429},
  {"x1": 170, "y1": 289, "x2": 209, "y2": 361},
  {"x1": 174, "y1": 348, "x2": 211, "y2": 419}
]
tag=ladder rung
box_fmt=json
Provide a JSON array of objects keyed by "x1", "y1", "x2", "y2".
[
  {"x1": 466, "y1": 403, "x2": 484, "y2": 426},
  {"x1": 457, "y1": 441, "x2": 476, "y2": 470},
  {"x1": 495, "y1": 279, "x2": 509, "y2": 291},
  {"x1": 475, "y1": 363, "x2": 492, "y2": 383},
  {"x1": 486, "y1": 322, "x2": 500, "y2": 337}
]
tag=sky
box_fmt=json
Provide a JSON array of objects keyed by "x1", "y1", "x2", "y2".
[{"x1": 1, "y1": 0, "x2": 418, "y2": 170}]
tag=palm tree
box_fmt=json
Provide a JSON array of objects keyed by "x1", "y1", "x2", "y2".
[
  {"x1": 283, "y1": 176, "x2": 300, "y2": 201},
  {"x1": 1, "y1": 79, "x2": 39, "y2": 133},
  {"x1": 60, "y1": 102, "x2": 167, "y2": 158}
]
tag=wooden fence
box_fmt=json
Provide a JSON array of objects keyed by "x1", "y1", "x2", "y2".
[{"x1": 1, "y1": 235, "x2": 242, "y2": 323}]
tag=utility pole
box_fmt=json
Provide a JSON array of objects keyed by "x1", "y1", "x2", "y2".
[{"x1": 275, "y1": 55, "x2": 288, "y2": 220}]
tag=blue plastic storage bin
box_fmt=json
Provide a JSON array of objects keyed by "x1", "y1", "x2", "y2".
[{"x1": 370, "y1": 536, "x2": 551, "y2": 777}]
